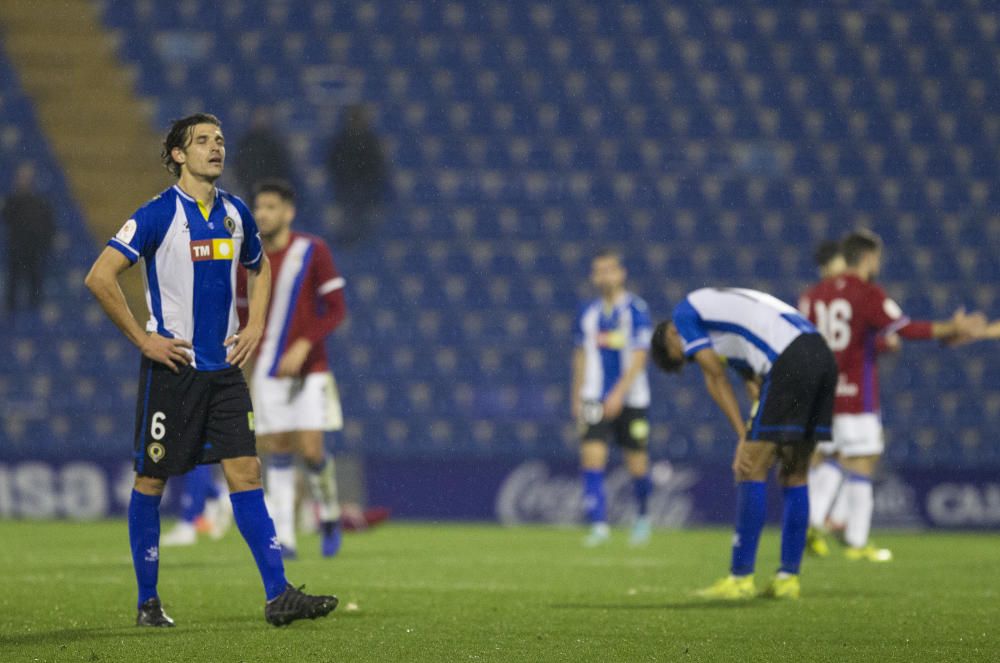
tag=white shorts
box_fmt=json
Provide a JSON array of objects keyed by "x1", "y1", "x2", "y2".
[
  {"x1": 819, "y1": 413, "x2": 884, "y2": 458},
  {"x1": 252, "y1": 371, "x2": 343, "y2": 435}
]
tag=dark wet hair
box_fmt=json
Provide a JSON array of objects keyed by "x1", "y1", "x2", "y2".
[
  {"x1": 253, "y1": 178, "x2": 296, "y2": 203},
  {"x1": 650, "y1": 320, "x2": 685, "y2": 373},
  {"x1": 841, "y1": 229, "x2": 882, "y2": 267},
  {"x1": 161, "y1": 113, "x2": 222, "y2": 177},
  {"x1": 814, "y1": 240, "x2": 842, "y2": 268},
  {"x1": 592, "y1": 247, "x2": 623, "y2": 265}
]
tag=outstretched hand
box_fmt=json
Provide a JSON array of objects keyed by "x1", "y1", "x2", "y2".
[{"x1": 945, "y1": 308, "x2": 988, "y2": 346}]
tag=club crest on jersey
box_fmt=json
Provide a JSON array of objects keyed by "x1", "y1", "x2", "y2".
[
  {"x1": 190, "y1": 238, "x2": 234, "y2": 261},
  {"x1": 223, "y1": 216, "x2": 236, "y2": 235},
  {"x1": 147, "y1": 442, "x2": 166, "y2": 463}
]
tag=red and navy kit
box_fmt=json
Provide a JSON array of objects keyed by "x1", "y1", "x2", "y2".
[
  {"x1": 800, "y1": 274, "x2": 932, "y2": 415},
  {"x1": 237, "y1": 231, "x2": 347, "y2": 376}
]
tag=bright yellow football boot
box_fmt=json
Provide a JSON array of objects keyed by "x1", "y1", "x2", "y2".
[
  {"x1": 806, "y1": 527, "x2": 830, "y2": 557},
  {"x1": 694, "y1": 575, "x2": 756, "y2": 600},
  {"x1": 845, "y1": 544, "x2": 893, "y2": 562},
  {"x1": 760, "y1": 574, "x2": 801, "y2": 600}
]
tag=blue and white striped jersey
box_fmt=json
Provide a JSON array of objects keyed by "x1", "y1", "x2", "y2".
[
  {"x1": 673, "y1": 287, "x2": 817, "y2": 378},
  {"x1": 575, "y1": 292, "x2": 653, "y2": 407},
  {"x1": 107, "y1": 185, "x2": 264, "y2": 371}
]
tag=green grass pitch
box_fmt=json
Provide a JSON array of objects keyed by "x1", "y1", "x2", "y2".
[{"x1": 0, "y1": 521, "x2": 997, "y2": 662}]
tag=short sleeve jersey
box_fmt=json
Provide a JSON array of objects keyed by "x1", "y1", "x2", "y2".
[
  {"x1": 575, "y1": 292, "x2": 653, "y2": 407},
  {"x1": 673, "y1": 287, "x2": 818, "y2": 378},
  {"x1": 107, "y1": 185, "x2": 263, "y2": 371}
]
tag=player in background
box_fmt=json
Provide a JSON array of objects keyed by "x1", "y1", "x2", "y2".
[
  {"x1": 572, "y1": 250, "x2": 654, "y2": 547},
  {"x1": 798, "y1": 229, "x2": 985, "y2": 561},
  {"x1": 651, "y1": 287, "x2": 839, "y2": 600},
  {"x1": 85, "y1": 113, "x2": 337, "y2": 627},
  {"x1": 800, "y1": 240, "x2": 899, "y2": 556},
  {"x1": 248, "y1": 179, "x2": 348, "y2": 559},
  {"x1": 160, "y1": 465, "x2": 230, "y2": 545}
]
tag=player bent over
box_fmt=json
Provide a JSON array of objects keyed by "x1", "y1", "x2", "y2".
[
  {"x1": 572, "y1": 250, "x2": 655, "y2": 547},
  {"x1": 85, "y1": 113, "x2": 337, "y2": 627},
  {"x1": 651, "y1": 287, "x2": 838, "y2": 599},
  {"x1": 247, "y1": 179, "x2": 348, "y2": 559}
]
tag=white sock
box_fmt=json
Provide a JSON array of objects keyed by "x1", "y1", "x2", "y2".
[
  {"x1": 844, "y1": 475, "x2": 874, "y2": 548},
  {"x1": 808, "y1": 461, "x2": 843, "y2": 529},
  {"x1": 306, "y1": 455, "x2": 342, "y2": 523},
  {"x1": 828, "y1": 483, "x2": 849, "y2": 529},
  {"x1": 266, "y1": 459, "x2": 297, "y2": 549}
]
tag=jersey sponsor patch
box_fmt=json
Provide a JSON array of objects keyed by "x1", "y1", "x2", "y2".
[
  {"x1": 116, "y1": 219, "x2": 137, "y2": 243},
  {"x1": 597, "y1": 330, "x2": 627, "y2": 349},
  {"x1": 190, "y1": 238, "x2": 234, "y2": 261}
]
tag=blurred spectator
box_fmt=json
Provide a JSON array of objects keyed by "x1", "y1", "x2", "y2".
[
  {"x1": 2, "y1": 163, "x2": 54, "y2": 315},
  {"x1": 326, "y1": 105, "x2": 388, "y2": 246},
  {"x1": 233, "y1": 107, "x2": 294, "y2": 197}
]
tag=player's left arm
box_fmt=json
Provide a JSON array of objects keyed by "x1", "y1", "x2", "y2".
[
  {"x1": 867, "y1": 289, "x2": 984, "y2": 342},
  {"x1": 226, "y1": 212, "x2": 270, "y2": 368},
  {"x1": 604, "y1": 301, "x2": 653, "y2": 419},
  {"x1": 603, "y1": 348, "x2": 648, "y2": 419},
  {"x1": 276, "y1": 241, "x2": 347, "y2": 377},
  {"x1": 227, "y1": 254, "x2": 270, "y2": 368}
]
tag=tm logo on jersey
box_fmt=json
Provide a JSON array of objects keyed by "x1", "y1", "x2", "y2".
[{"x1": 190, "y1": 238, "x2": 234, "y2": 262}]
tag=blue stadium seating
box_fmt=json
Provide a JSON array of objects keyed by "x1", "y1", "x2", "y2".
[
  {"x1": 0, "y1": 48, "x2": 137, "y2": 461},
  {"x1": 2, "y1": 2, "x2": 999, "y2": 469}
]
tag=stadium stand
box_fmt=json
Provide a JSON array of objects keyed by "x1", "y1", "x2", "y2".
[
  {"x1": 0, "y1": 47, "x2": 139, "y2": 461},
  {"x1": 2, "y1": 1, "x2": 998, "y2": 468}
]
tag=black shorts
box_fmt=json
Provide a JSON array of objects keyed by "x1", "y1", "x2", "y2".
[
  {"x1": 133, "y1": 357, "x2": 257, "y2": 479},
  {"x1": 579, "y1": 402, "x2": 650, "y2": 451},
  {"x1": 747, "y1": 333, "x2": 837, "y2": 445}
]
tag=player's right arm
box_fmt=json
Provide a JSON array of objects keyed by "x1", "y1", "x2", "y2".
[
  {"x1": 84, "y1": 248, "x2": 191, "y2": 372},
  {"x1": 692, "y1": 347, "x2": 747, "y2": 440}
]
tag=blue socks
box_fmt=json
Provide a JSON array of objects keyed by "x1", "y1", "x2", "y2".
[
  {"x1": 780, "y1": 485, "x2": 809, "y2": 575},
  {"x1": 730, "y1": 481, "x2": 767, "y2": 576},
  {"x1": 231, "y1": 488, "x2": 288, "y2": 601},
  {"x1": 582, "y1": 469, "x2": 607, "y2": 524},
  {"x1": 634, "y1": 475, "x2": 652, "y2": 517},
  {"x1": 128, "y1": 489, "x2": 161, "y2": 608}
]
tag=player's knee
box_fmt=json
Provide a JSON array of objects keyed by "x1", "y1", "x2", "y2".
[
  {"x1": 580, "y1": 442, "x2": 608, "y2": 469},
  {"x1": 134, "y1": 474, "x2": 166, "y2": 495},
  {"x1": 778, "y1": 465, "x2": 809, "y2": 486},
  {"x1": 625, "y1": 451, "x2": 649, "y2": 475},
  {"x1": 222, "y1": 457, "x2": 263, "y2": 491},
  {"x1": 301, "y1": 446, "x2": 325, "y2": 466}
]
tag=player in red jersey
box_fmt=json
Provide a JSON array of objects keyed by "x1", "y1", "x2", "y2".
[
  {"x1": 798, "y1": 230, "x2": 985, "y2": 560},
  {"x1": 799, "y1": 240, "x2": 899, "y2": 556},
  {"x1": 243, "y1": 179, "x2": 348, "y2": 559}
]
